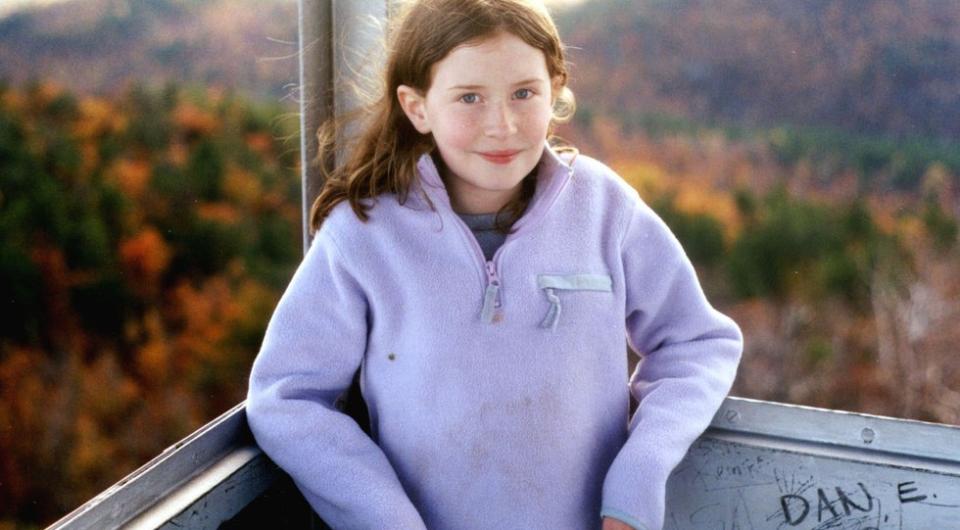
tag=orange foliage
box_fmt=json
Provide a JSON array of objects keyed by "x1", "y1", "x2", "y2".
[
  {"x1": 613, "y1": 157, "x2": 741, "y2": 237},
  {"x1": 172, "y1": 102, "x2": 219, "y2": 137},
  {"x1": 111, "y1": 158, "x2": 152, "y2": 198},
  {"x1": 137, "y1": 339, "x2": 172, "y2": 383},
  {"x1": 29, "y1": 244, "x2": 85, "y2": 350},
  {"x1": 119, "y1": 228, "x2": 172, "y2": 294},
  {"x1": 244, "y1": 132, "x2": 274, "y2": 156},
  {"x1": 589, "y1": 116, "x2": 626, "y2": 157},
  {"x1": 197, "y1": 202, "x2": 241, "y2": 224},
  {"x1": 259, "y1": 191, "x2": 287, "y2": 211},
  {"x1": 612, "y1": 160, "x2": 668, "y2": 198},
  {"x1": 673, "y1": 181, "x2": 742, "y2": 238},
  {"x1": 73, "y1": 97, "x2": 128, "y2": 139},
  {"x1": 167, "y1": 139, "x2": 190, "y2": 166},
  {"x1": 75, "y1": 352, "x2": 141, "y2": 434},
  {"x1": 169, "y1": 278, "x2": 241, "y2": 366},
  {"x1": 1, "y1": 90, "x2": 23, "y2": 113},
  {"x1": 224, "y1": 164, "x2": 263, "y2": 208},
  {"x1": 228, "y1": 279, "x2": 280, "y2": 353},
  {"x1": 33, "y1": 81, "x2": 66, "y2": 106},
  {"x1": 78, "y1": 142, "x2": 100, "y2": 176},
  {"x1": 133, "y1": 308, "x2": 172, "y2": 382},
  {"x1": 0, "y1": 348, "x2": 48, "y2": 509},
  {"x1": 69, "y1": 413, "x2": 113, "y2": 486}
]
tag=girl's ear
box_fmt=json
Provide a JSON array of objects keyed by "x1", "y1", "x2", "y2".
[
  {"x1": 397, "y1": 85, "x2": 431, "y2": 134},
  {"x1": 550, "y1": 76, "x2": 564, "y2": 104}
]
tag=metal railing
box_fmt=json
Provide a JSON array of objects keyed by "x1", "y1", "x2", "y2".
[{"x1": 48, "y1": 397, "x2": 960, "y2": 529}]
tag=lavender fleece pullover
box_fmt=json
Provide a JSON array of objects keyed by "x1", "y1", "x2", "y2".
[{"x1": 246, "y1": 144, "x2": 743, "y2": 530}]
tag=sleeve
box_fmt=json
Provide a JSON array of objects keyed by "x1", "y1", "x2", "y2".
[
  {"x1": 245, "y1": 230, "x2": 427, "y2": 530},
  {"x1": 600, "y1": 199, "x2": 743, "y2": 530}
]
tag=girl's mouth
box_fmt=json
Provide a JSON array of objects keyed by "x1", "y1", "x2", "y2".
[{"x1": 479, "y1": 150, "x2": 521, "y2": 164}]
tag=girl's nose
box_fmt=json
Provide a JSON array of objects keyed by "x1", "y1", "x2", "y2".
[{"x1": 484, "y1": 102, "x2": 518, "y2": 138}]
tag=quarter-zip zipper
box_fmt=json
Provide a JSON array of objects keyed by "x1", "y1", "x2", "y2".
[
  {"x1": 482, "y1": 260, "x2": 503, "y2": 322},
  {"x1": 484, "y1": 261, "x2": 501, "y2": 305},
  {"x1": 451, "y1": 214, "x2": 506, "y2": 324},
  {"x1": 420, "y1": 148, "x2": 574, "y2": 325}
]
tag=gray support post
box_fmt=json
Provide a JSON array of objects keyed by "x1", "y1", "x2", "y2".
[
  {"x1": 300, "y1": 0, "x2": 389, "y2": 250},
  {"x1": 297, "y1": 0, "x2": 332, "y2": 251}
]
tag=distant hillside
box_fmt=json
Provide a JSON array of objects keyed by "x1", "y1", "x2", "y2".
[
  {"x1": 2, "y1": 0, "x2": 959, "y2": 142},
  {"x1": 0, "y1": 80, "x2": 302, "y2": 526},
  {"x1": 0, "y1": 0, "x2": 298, "y2": 103},
  {"x1": 557, "y1": 0, "x2": 960, "y2": 141}
]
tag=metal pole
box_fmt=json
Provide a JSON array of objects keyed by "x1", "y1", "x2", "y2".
[
  {"x1": 299, "y1": 0, "x2": 389, "y2": 252},
  {"x1": 298, "y1": 0, "x2": 333, "y2": 252}
]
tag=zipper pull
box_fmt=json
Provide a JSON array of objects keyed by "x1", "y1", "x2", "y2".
[
  {"x1": 481, "y1": 261, "x2": 503, "y2": 323},
  {"x1": 540, "y1": 287, "x2": 561, "y2": 331}
]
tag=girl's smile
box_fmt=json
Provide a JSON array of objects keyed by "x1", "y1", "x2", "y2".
[
  {"x1": 477, "y1": 149, "x2": 522, "y2": 164},
  {"x1": 397, "y1": 31, "x2": 559, "y2": 214}
]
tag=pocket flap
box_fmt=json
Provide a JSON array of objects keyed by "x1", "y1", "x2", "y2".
[{"x1": 537, "y1": 273, "x2": 612, "y2": 292}]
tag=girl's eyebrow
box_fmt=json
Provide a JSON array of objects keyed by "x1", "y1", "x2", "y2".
[
  {"x1": 447, "y1": 78, "x2": 547, "y2": 91},
  {"x1": 448, "y1": 85, "x2": 485, "y2": 91},
  {"x1": 511, "y1": 78, "x2": 548, "y2": 87}
]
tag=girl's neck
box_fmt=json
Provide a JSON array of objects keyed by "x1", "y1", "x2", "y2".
[
  {"x1": 432, "y1": 153, "x2": 522, "y2": 214},
  {"x1": 445, "y1": 179, "x2": 522, "y2": 215}
]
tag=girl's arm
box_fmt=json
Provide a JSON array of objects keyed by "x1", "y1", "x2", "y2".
[
  {"x1": 246, "y1": 230, "x2": 427, "y2": 529},
  {"x1": 600, "y1": 198, "x2": 743, "y2": 530}
]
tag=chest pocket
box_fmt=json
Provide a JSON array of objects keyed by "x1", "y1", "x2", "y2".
[{"x1": 537, "y1": 273, "x2": 613, "y2": 331}]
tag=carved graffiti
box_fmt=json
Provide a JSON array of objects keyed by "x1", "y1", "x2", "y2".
[
  {"x1": 779, "y1": 482, "x2": 874, "y2": 525},
  {"x1": 664, "y1": 439, "x2": 960, "y2": 530}
]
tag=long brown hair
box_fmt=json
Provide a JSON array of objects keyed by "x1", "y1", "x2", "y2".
[{"x1": 308, "y1": 0, "x2": 576, "y2": 234}]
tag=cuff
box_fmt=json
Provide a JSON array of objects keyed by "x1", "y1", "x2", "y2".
[{"x1": 600, "y1": 507, "x2": 652, "y2": 530}]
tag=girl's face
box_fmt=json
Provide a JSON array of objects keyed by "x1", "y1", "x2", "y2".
[{"x1": 398, "y1": 32, "x2": 557, "y2": 214}]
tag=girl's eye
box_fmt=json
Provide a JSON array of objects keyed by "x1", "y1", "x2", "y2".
[
  {"x1": 514, "y1": 88, "x2": 533, "y2": 99},
  {"x1": 459, "y1": 93, "x2": 479, "y2": 104}
]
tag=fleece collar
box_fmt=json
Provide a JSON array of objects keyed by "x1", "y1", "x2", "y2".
[{"x1": 412, "y1": 141, "x2": 574, "y2": 234}]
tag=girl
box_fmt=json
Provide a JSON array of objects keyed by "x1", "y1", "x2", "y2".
[{"x1": 246, "y1": 1, "x2": 742, "y2": 529}]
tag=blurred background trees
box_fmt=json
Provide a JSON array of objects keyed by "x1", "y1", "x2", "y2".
[{"x1": 0, "y1": 81, "x2": 300, "y2": 526}]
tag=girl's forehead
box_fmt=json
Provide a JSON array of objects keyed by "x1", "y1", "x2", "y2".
[{"x1": 430, "y1": 32, "x2": 551, "y2": 87}]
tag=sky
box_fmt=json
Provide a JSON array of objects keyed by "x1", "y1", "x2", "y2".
[{"x1": 0, "y1": 0, "x2": 68, "y2": 17}]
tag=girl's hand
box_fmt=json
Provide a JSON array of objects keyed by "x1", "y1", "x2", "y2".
[{"x1": 601, "y1": 516, "x2": 635, "y2": 530}]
